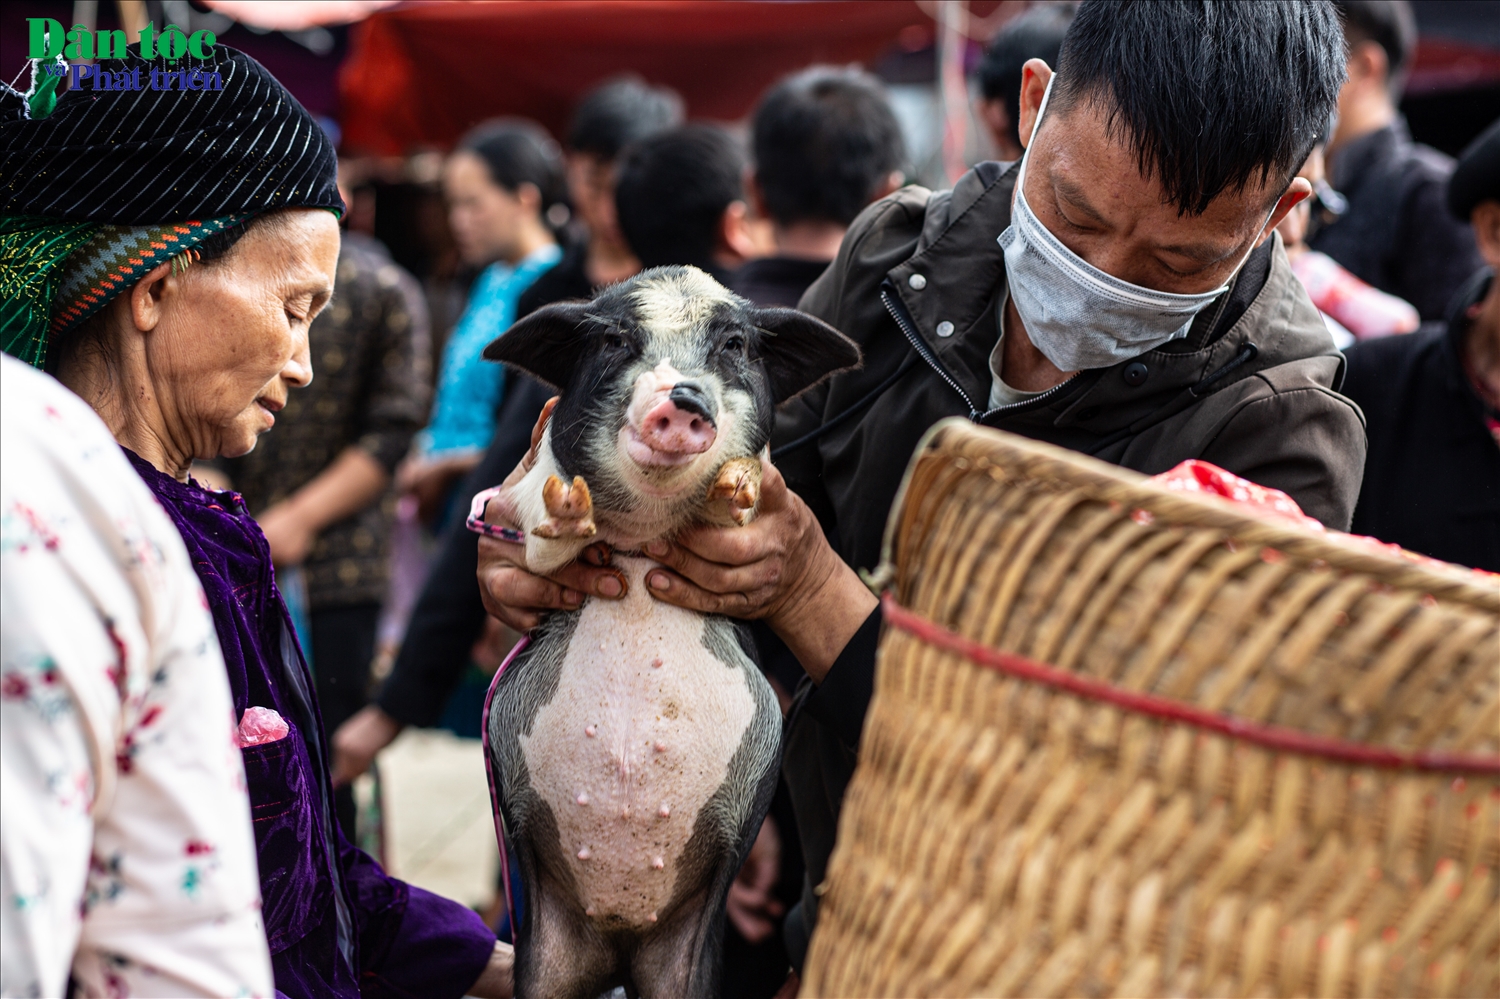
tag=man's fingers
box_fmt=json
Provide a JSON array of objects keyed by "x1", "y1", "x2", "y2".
[
  {"x1": 669, "y1": 520, "x2": 776, "y2": 566},
  {"x1": 643, "y1": 567, "x2": 755, "y2": 615},
  {"x1": 543, "y1": 560, "x2": 624, "y2": 599},
  {"x1": 644, "y1": 537, "x2": 781, "y2": 597},
  {"x1": 523, "y1": 397, "x2": 559, "y2": 472},
  {"x1": 481, "y1": 566, "x2": 582, "y2": 616}
]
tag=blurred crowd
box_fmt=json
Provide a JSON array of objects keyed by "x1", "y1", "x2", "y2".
[{"x1": 3, "y1": 0, "x2": 1497, "y2": 996}]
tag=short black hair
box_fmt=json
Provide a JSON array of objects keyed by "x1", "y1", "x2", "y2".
[
  {"x1": 751, "y1": 66, "x2": 905, "y2": 228},
  {"x1": 457, "y1": 118, "x2": 568, "y2": 218},
  {"x1": 614, "y1": 124, "x2": 745, "y2": 269},
  {"x1": 1332, "y1": 0, "x2": 1416, "y2": 93},
  {"x1": 974, "y1": 3, "x2": 1077, "y2": 149},
  {"x1": 567, "y1": 76, "x2": 685, "y2": 162},
  {"x1": 1054, "y1": 0, "x2": 1347, "y2": 216}
]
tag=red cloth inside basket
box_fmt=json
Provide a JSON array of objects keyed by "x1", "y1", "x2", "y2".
[{"x1": 1151, "y1": 460, "x2": 1324, "y2": 530}]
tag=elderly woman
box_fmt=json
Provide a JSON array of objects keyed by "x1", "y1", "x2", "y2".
[{"x1": 1, "y1": 47, "x2": 509, "y2": 999}]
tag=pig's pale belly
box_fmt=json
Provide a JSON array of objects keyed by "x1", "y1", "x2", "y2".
[{"x1": 519, "y1": 559, "x2": 756, "y2": 926}]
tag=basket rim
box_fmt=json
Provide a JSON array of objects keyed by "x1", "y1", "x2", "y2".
[
  {"x1": 881, "y1": 592, "x2": 1500, "y2": 775},
  {"x1": 878, "y1": 420, "x2": 1500, "y2": 611}
]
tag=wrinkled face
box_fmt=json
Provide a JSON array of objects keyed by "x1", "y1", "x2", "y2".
[
  {"x1": 551, "y1": 269, "x2": 770, "y2": 514},
  {"x1": 145, "y1": 209, "x2": 339, "y2": 460},
  {"x1": 444, "y1": 150, "x2": 529, "y2": 265}
]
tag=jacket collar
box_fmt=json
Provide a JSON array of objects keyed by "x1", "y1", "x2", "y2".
[{"x1": 887, "y1": 161, "x2": 1015, "y2": 409}]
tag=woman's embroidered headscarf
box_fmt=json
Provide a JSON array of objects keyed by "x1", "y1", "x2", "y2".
[{"x1": 0, "y1": 44, "x2": 342, "y2": 368}]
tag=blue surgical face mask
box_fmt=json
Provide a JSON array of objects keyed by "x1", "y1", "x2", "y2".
[{"x1": 997, "y1": 76, "x2": 1273, "y2": 372}]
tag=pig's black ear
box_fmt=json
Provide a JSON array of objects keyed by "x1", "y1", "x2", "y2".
[
  {"x1": 753, "y1": 307, "x2": 862, "y2": 404},
  {"x1": 482, "y1": 300, "x2": 596, "y2": 390}
]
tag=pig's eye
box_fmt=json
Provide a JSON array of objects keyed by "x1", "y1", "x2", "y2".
[
  {"x1": 603, "y1": 331, "x2": 627, "y2": 350},
  {"x1": 722, "y1": 335, "x2": 745, "y2": 353}
]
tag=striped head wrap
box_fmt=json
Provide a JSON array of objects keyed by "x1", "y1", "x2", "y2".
[
  {"x1": 0, "y1": 42, "x2": 341, "y2": 368},
  {"x1": 49, "y1": 217, "x2": 251, "y2": 334}
]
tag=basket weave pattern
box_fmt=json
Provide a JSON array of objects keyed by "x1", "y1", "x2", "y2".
[{"x1": 801, "y1": 422, "x2": 1500, "y2": 998}]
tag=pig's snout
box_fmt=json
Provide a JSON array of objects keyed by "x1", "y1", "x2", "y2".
[{"x1": 639, "y1": 386, "x2": 717, "y2": 457}]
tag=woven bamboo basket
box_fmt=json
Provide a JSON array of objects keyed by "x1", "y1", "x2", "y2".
[{"x1": 801, "y1": 420, "x2": 1500, "y2": 999}]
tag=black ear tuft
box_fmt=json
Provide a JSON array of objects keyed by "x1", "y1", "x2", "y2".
[
  {"x1": 482, "y1": 300, "x2": 595, "y2": 390},
  {"x1": 752, "y1": 307, "x2": 862, "y2": 404}
]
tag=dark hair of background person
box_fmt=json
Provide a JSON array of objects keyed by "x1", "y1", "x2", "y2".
[
  {"x1": 1053, "y1": 0, "x2": 1347, "y2": 216},
  {"x1": 750, "y1": 66, "x2": 905, "y2": 228},
  {"x1": 456, "y1": 118, "x2": 570, "y2": 227},
  {"x1": 1332, "y1": 0, "x2": 1417, "y2": 95},
  {"x1": 614, "y1": 124, "x2": 745, "y2": 269},
  {"x1": 973, "y1": 2, "x2": 1078, "y2": 152},
  {"x1": 566, "y1": 76, "x2": 685, "y2": 162}
]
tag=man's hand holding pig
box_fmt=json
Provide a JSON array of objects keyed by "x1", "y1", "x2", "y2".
[
  {"x1": 638, "y1": 464, "x2": 876, "y2": 682},
  {"x1": 476, "y1": 399, "x2": 877, "y2": 681}
]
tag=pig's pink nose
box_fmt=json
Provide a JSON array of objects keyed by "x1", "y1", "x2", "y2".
[{"x1": 638, "y1": 397, "x2": 717, "y2": 455}]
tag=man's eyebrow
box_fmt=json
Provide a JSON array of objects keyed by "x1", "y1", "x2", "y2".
[
  {"x1": 1155, "y1": 237, "x2": 1236, "y2": 264},
  {"x1": 1052, "y1": 174, "x2": 1110, "y2": 225}
]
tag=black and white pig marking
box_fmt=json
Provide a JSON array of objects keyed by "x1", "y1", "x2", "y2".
[{"x1": 480, "y1": 266, "x2": 860, "y2": 998}]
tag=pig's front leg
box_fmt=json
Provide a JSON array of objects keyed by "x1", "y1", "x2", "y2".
[
  {"x1": 535, "y1": 474, "x2": 597, "y2": 541},
  {"x1": 510, "y1": 431, "x2": 599, "y2": 575},
  {"x1": 704, "y1": 456, "x2": 761, "y2": 527}
]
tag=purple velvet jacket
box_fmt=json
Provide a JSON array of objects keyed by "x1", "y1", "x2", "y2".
[{"x1": 126, "y1": 450, "x2": 495, "y2": 999}]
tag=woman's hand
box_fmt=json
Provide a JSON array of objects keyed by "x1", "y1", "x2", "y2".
[
  {"x1": 257, "y1": 502, "x2": 318, "y2": 567},
  {"x1": 638, "y1": 462, "x2": 877, "y2": 683},
  {"x1": 398, "y1": 451, "x2": 482, "y2": 524},
  {"x1": 465, "y1": 941, "x2": 514, "y2": 999},
  {"x1": 331, "y1": 704, "x2": 404, "y2": 787},
  {"x1": 476, "y1": 400, "x2": 628, "y2": 632},
  {"x1": 256, "y1": 447, "x2": 389, "y2": 567},
  {"x1": 726, "y1": 817, "x2": 783, "y2": 943}
]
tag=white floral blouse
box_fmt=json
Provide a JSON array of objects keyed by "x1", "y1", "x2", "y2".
[{"x1": 1, "y1": 356, "x2": 274, "y2": 999}]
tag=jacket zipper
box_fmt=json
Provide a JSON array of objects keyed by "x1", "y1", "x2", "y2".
[
  {"x1": 882, "y1": 280, "x2": 1077, "y2": 423},
  {"x1": 881, "y1": 282, "x2": 982, "y2": 420},
  {"x1": 978, "y1": 372, "x2": 1078, "y2": 421}
]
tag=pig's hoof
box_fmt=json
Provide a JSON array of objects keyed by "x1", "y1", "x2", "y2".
[
  {"x1": 534, "y1": 474, "x2": 597, "y2": 539},
  {"x1": 706, "y1": 457, "x2": 761, "y2": 526}
]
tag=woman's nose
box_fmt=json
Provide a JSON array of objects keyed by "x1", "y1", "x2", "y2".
[{"x1": 284, "y1": 337, "x2": 313, "y2": 388}]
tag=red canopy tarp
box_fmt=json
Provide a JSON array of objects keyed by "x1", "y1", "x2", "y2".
[{"x1": 339, "y1": 0, "x2": 932, "y2": 155}]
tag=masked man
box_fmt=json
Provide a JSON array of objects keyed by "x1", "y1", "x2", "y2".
[{"x1": 477, "y1": 0, "x2": 1364, "y2": 973}]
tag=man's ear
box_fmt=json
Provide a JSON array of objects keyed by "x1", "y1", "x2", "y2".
[
  {"x1": 482, "y1": 300, "x2": 594, "y2": 390},
  {"x1": 752, "y1": 307, "x2": 862, "y2": 404},
  {"x1": 1015, "y1": 59, "x2": 1053, "y2": 152},
  {"x1": 717, "y1": 200, "x2": 762, "y2": 268}
]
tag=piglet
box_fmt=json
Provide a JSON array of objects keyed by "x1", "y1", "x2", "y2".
[{"x1": 481, "y1": 266, "x2": 859, "y2": 998}]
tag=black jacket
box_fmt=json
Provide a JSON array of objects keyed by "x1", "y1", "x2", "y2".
[{"x1": 1342, "y1": 270, "x2": 1500, "y2": 572}]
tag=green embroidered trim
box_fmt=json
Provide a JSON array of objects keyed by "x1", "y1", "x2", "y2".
[
  {"x1": 0, "y1": 217, "x2": 101, "y2": 368},
  {"x1": 1, "y1": 214, "x2": 248, "y2": 369}
]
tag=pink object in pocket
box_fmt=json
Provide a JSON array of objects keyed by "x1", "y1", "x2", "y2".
[{"x1": 237, "y1": 706, "x2": 289, "y2": 748}]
